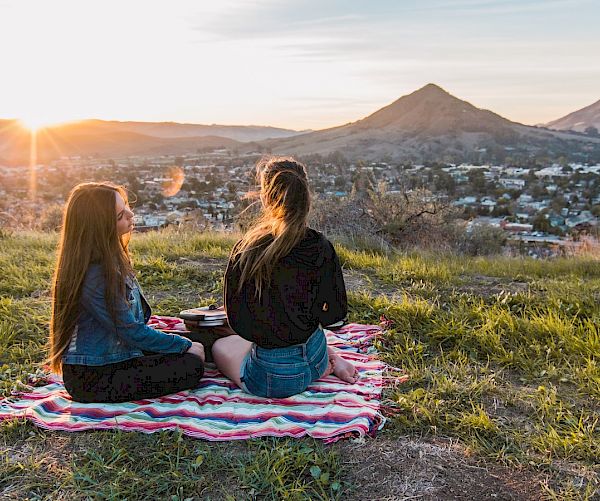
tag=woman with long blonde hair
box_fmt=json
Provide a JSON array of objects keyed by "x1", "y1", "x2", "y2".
[
  {"x1": 212, "y1": 157, "x2": 357, "y2": 398},
  {"x1": 49, "y1": 182, "x2": 205, "y2": 402}
]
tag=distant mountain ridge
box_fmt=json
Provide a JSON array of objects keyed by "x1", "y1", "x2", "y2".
[
  {"x1": 1, "y1": 85, "x2": 600, "y2": 165},
  {"x1": 0, "y1": 119, "x2": 303, "y2": 165},
  {"x1": 74, "y1": 120, "x2": 305, "y2": 141},
  {"x1": 0, "y1": 120, "x2": 245, "y2": 165},
  {"x1": 544, "y1": 99, "x2": 600, "y2": 132},
  {"x1": 262, "y1": 84, "x2": 600, "y2": 162}
]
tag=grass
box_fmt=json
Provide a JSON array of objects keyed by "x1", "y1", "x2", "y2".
[
  {"x1": 0, "y1": 421, "x2": 341, "y2": 500},
  {"x1": 1, "y1": 229, "x2": 599, "y2": 499}
]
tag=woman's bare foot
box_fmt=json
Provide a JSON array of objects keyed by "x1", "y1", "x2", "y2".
[
  {"x1": 327, "y1": 347, "x2": 359, "y2": 384},
  {"x1": 322, "y1": 358, "x2": 334, "y2": 378}
]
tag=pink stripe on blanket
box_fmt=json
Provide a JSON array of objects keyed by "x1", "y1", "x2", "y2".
[{"x1": 0, "y1": 321, "x2": 407, "y2": 443}]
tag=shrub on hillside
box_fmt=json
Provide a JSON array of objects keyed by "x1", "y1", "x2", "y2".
[
  {"x1": 310, "y1": 195, "x2": 393, "y2": 252},
  {"x1": 365, "y1": 184, "x2": 458, "y2": 249},
  {"x1": 238, "y1": 184, "x2": 506, "y2": 256},
  {"x1": 39, "y1": 204, "x2": 64, "y2": 232},
  {"x1": 232, "y1": 198, "x2": 261, "y2": 233},
  {"x1": 177, "y1": 209, "x2": 214, "y2": 231},
  {"x1": 309, "y1": 195, "x2": 372, "y2": 237},
  {"x1": 311, "y1": 183, "x2": 459, "y2": 250},
  {"x1": 458, "y1": 223, "x2": 507, "y2": 256}
]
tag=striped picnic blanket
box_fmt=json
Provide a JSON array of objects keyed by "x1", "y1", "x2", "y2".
[{"x1": 0, "y1": 319, "x2": 405, "y2": 443}]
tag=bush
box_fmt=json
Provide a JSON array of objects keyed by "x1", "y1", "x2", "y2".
[
  {"x1": 309, "y1": 195, "x2": 375, "y2": 241},
  {"x1": 238, "y1": 185, "x2": 506, "y2": 256},
  {"x1": 311, "y1": 184, "x2": 459, "y2": 251},
  {"x1": 232, "y1": 198, "x2": 261, "y2": 233},
  {"x1": 366, "y1": 186, "x2": 458, "y2": 249},
  {"x1": 459, "y1": 224, "x2": 507, "y2": 256},
  {"x1": 39, "y1": 204, "x2": 64, "y2": 232}
]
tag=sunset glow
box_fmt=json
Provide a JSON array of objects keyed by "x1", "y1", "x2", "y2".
[
  {"x1": 1, "y1": 1, "x2": 599, "y2": 129},
  {"x1": 28, "y1": 129, "x2": 37, "y2": 202},
  {"x1": 18, "y1": 115, "x2": 59, "y2": 132},
  {"x1": 16, "y1": 106, "x2": 84, "y2": 132}
]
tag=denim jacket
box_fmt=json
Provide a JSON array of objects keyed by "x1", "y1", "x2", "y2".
[{"x1": 62, "y1": 264, "x2": 192, "y2": 366}]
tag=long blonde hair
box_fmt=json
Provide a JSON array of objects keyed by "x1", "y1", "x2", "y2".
[
  {"x1": 48, "y1": 182, "x2": 132, "y2": 373},
  {"x1": 233, "y1": 157, "x2": 310, "y2": 297}
]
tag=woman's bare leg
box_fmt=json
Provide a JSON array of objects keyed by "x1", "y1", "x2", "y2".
[
  {"x1": 327, "y1": 346, "x2": 359, "y2": 383},
  {"x1": 212, "y1": 335, "x2": 253, "y2": 387},
  {"x1": 213, "y1": 336, "x2": 358, "y2": 386}
]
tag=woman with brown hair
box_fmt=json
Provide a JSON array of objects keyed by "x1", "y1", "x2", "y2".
[
  {"x1": 212, "y1": 157, "x2": 357, "y2": 398},
  {"x1": 48, "y1": 182, "x2": 205, "y2": 403}
]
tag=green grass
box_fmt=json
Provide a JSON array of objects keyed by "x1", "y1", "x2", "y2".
[
  {"x1": 131, "y1": 228, "x2": 238, "y2": 261},
  {"x1": 1, "y1": 229, "x2": 599, "y2": 499},
  {"x1": 0, "y1": 421, "x2": 341, "y2": 500}
]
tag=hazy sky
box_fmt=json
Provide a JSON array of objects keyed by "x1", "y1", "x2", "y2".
[{"x1": 1, "y1": 0, "x2": 598, "y2": 130}]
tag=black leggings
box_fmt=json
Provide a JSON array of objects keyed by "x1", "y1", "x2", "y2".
[{"x1": 62, "y1": 352, "x2": 204, "y2": 403}]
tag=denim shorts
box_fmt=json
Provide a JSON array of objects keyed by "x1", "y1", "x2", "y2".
[{"x1": 240, "y1": 327, "x2": 329, "y2": 398}]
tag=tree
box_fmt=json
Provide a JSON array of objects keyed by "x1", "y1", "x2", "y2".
[
  {"x1": 467, "y1": 169, "x2": 486, "y2": 194},
  {"x1": 532, "y1": 213, "x2": 551, "y2": 233},
  {"x1": 584, "y1": 126, "x2": 599, "y2": 137},
  {"x1": 550, "y1": 194, "x2": 566, "y2": 212},
  {"x1": 334, "y1": 175, "x2": 347, "y2": 188},
  {"x1": 350, "y1": 167, "x2": 375, "y2": 200},
  {"x1": 434, "y1": 171, "x2": 456, "y2": 195},
  {"x1": 529, "y1": 181, "x2": 546, "y2": 199},
  {"x1": 125, "y1": 172, "x2": 143, "y2": 204},
  {"x1": 491, "y1": 204, "x2": 510, "y2": 217},
  {"x1": 325, "y1": 150, "x2": 348, "y2": 167}
]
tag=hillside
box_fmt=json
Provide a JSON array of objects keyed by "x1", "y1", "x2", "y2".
[
  {"x1": 0, "y1": 120, "x2": 243, "y2": 164},
  {"x1": 0, "y1": 119, "x2": 304, "y2": 165},
  {"x1": 264, "y1": 84, "x2": 600, "y2": 162},
  {"x1": 3, "y1": 86, "x2": 600, "y2": 165},
  {"x1": 545, "y1": 98, "x2": 600, "y2": 132},
  {"x1": 1, "y1": 230, "x2": 598, "y2": 499},
  {"x1": 61, "y1": 119, "x2": 304, "y2": 141}
]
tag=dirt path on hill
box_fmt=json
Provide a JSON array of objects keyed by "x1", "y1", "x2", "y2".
[
  {"x1": 343, "y1": 269, "x2": 531, "y2": 301},
  {"x1": 338, "y1": 436, "x2": 546, "y2": 500},
  {"x1": 170, "y1": 257, "x2": 532, "y2": 303},
  {"x1": 2, "y1": 432, "x2": 551, "y2": 500}
]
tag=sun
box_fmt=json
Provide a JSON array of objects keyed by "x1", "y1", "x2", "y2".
[
  {"x1": 18, "y1": 116, "x2": 53, "y2": 132},
  {"x1": 18, "y1": 113, "x2": 67, "y2": 132}
]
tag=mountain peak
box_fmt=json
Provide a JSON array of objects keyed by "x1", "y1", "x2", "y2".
[
  {"x1": 398, "y1": 83, "x2": 458, "y2": 107},
  {"x1": 416, "y1": 83, "x2": 448, "y2": 94},
  {"x1": 354, "y1": 83, "x2": 492, "y2": 131},
  {"x1": 545, "y1": 97, "x2": 600, "y2": 132}
]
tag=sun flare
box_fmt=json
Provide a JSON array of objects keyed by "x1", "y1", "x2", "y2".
[{"x1": 18, "y1": 113, "x2": 68, "y2": 132}]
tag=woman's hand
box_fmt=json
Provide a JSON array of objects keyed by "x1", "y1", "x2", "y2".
[
  {"x1": 186, "y1": 341, "x2": 205, "y2": 362},
  {"x1": 183, "y1": 319, "x2": 200, "y2": 331}
]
